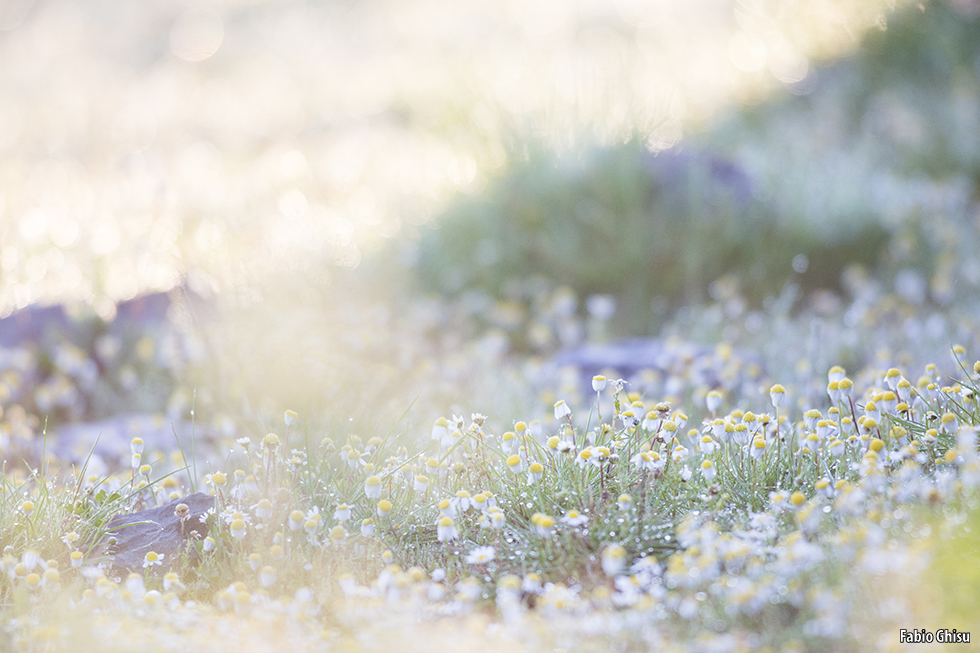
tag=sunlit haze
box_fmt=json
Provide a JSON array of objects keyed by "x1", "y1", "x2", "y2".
[{"x1": 0, "y1": 0, "x2": 896, "y2": 315}]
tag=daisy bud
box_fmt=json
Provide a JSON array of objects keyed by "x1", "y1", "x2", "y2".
[
  {"x1": 601, "y1": 544, "x2": 626, "y2": 576},
  {"x1": 436, "y1": 517, "x2": 459, "y2": 542},
  {"x1": 364, "y1": 475, "x2": 382, "y2": 499},
  {"x1": 260, "y1": 566, "x2": 277, "y2": 588},
  {"x1": 255, "y1": 499, "x2": 273, "y2": 521},
  {"x1": 700, "y1": 459, "x2": 716, "y2": 481},
  {"x1": 431, "y1": 417, "x2": 448, "y2": 442},
  {"x1": 828, "y1": 365, "x2": 846, "y2": 383},
  {"x1": 554, "y1": 400, "x2": 571, "y2": 420},
  {"x1": 706, "y1": 390, "x2": 723, "y2": 413},
  {"x1": 769, "y1": 384, "x2": 786, "y2": 408}
]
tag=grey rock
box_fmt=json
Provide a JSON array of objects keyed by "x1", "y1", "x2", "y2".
[
  {"x1": 95, "y1": 492, "x2": 215, "y2": 572},
  {"x1": 647, "y1": 148, "x2": 755, "y2": 207},
  {"x1": 545, "y1": 337, "x2": 764, "y2": 399},
  {"x1": 0, "y1": 302, "x2": 75, "y2": 348},
  {"x1": 0, "y1": 286, "x2": 217, "y2": 423},
  {"x1": 550, "y1": 338, "x2": 716, "y2": 386},
  {"x1": 0, "y1": 287, "x2": 214, "y2": 348}
]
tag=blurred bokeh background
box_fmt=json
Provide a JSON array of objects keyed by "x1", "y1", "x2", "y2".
[
  {"x1": 3, "y1": 0, "x2": 980, "y2": 466},
  {"x1": 0, "y1": 0, "x2": 901, "y2": 315}
]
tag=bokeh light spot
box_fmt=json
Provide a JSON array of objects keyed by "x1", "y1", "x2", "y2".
[{"x1": 170, "y1": 8, "x2": 223, "y2": 62}]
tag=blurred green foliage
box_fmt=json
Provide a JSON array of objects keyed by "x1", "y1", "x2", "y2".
[
  {"x1": 714, "y1": 0, "x2": 980, "y2": 213},
  {"x1": 929, "y1": 501, "x2": 980, "y2": 630},
  {"x1": 413, "y1": 140, "x2": 889, "y2": 338},
  {"x1": 710, "y1": 1, "x2": 980, "y2": 300},
  {"x1": 412, "y1": 1, "x2": 980, "y2": 341},
  {"x1": 849, "y1": 1, "x2": 980, "y2": 181}
]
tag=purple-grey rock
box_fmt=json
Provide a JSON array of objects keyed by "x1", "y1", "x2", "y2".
[
  {"x1": 545, "y1": 337, "x2": 764, "y2": 399},
  {"x1": 0, "y1": 286, "x2": 214, "y2": 347},
  {"x1": 96, "y1": 492, "x2": 215, "y2": 572}
]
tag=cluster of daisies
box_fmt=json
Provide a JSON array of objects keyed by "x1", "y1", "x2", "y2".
[{"x1": 3, "y1": 348, "x2": 980, "y2": 651}]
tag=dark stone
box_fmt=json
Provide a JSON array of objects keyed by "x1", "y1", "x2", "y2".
[
  {"x1": 647, "y1": 148, "x2": 755, "y2": 207},
  {"x1": 0, "y1": 285, "x2": 215, "y2": 348},
  {"x1": 0, "y1": 284, "x2": 219, "y2": 429},
  {"x1": 551, "y1": 338, "x2": 690, "y2": 373},
  {"x1": 95, "y1": 492, "x2": 215, "y2": 572},
  {"x1": 0, "y1": 303, "x2": 74, "y2": 348},
  {"x1": 546, "y1": 337, "x2": 764, "y2": 399}
]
